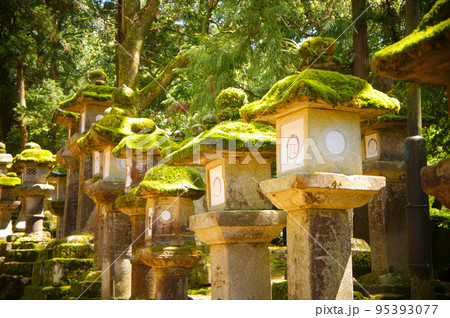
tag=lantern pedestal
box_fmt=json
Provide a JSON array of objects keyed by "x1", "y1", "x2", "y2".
[
  {"x1": 137, "y1": 246, "x2": 201, "y2": 300},
  {"x1": 17, "y1": 184, "x2": 54, "y2": 236},
  {"x1": 190, "y1": 210, "x2": 286, "y2": 300},
  {"x1": 260, "y1": 172, "x2": 385, "y2": 299},
  {"x1": 118, "y1": 203, "x2": 154, "y2": 299},
  {"x1": 84, "y1": 179, "x2": 131, "y2": 299}
]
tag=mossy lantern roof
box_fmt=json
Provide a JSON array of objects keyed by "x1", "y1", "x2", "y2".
[
  {"x1": 0, "y1": 175, "x2": 21, "y2": 187},
  {"x1": 126, "y1": 164, "x2": 206, "y2": 200},
  {"x1": 362, "y1": 106, "x2": 435, "y2": 130},
  {"x1": 52, "y1": 108, "x2": 80, "y2": 128},
  {"x1": 77, "y1": 114, "x2": 157, "y2": 151},
  {"x1": 371, "y1": 0, "x2": 450, "y2": 86},
  {"x1": 11, "y1": 149, "x2": 55, "y2": 170},
  {"x1": 112, "y1": 128, "x2": 171, "y2": 159},
  {"x1": 163, "y1": 120, "x2": 276, "y2": 166},
  {"x1": 59, "y1": 84, "x2": 116, "y2": 112},
  {"x1": 239, "y1": 69, "x2": 400, "y2": 124}
]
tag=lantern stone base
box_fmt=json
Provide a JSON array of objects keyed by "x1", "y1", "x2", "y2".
[
  {"x1": 260, "y1": 172, "x2": 385, "y2": 300},
  {"x1": 421, "y1": 158, "x2": 450, "y2": 209},
  {"x1": 189, "y1": 210, "x2": 286, "y2": 300},
  {"x1": 137, "y1": 246, "x2": 202, "y2": 300},
  {"x1": 0, "y1": 201, "x2": 20, "y2": 239}
]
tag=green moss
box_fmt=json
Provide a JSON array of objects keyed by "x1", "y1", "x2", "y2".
[
  {"x1": 0, "y1": 175, "x2": 21, "y2": 187},
  {"x1": 77, "y1": 114, "x2": 156, "y2": 150},
  {"x1": 418, "y1": 0, "x2": 450, "y2": 31},
  {"x1": 272, "y1": 281, "x2": 288, "y2": 300},
  {"x1": 88, "y1": 69, "x2": 107, "y2": 81},
  {"x1": 299, "y1": 36, "x2": 336, "y2": 59},
  {"x1": 24, "y1": 142, "x2": 41, "y2": 149},
  {"x1": 218, "y1": 107, "x2": 241, "y2": 122},
  {"x1": 430, "y1": 207, "x2": 450, "y2": 229},
  {"x1": 6, "y1": 172, "x2": 17, "y2": 177},
  {"x1": 112, "y1": 85, "x2": 135, "y2": 105},
  {"x1": 373, "y1": 18, "x2": 450, "y2": 61},
  {"x1": 188, "y1": 287, "x2": 211, "y2": 295},
  {"x1": 112, "y1": 128, "x2": 170, "y2": 158},
  {"x1": 372, "y1": 293, "x2": 407, "y2": 300},
  {"x1": 353, "y1": 291, "x2": 369, "y2": 300},
  {"x1": 5, "y1": 249, "x2": 42, "y2": 262},
  {"x1": 215, "y1": 87, "x2": 248, "y2": 110},
  {"x1": 202, "y1": 112, "x2": 218, "y2": 129},
  {"x1": 164, "y1": 120, "x2": 276, "y2": 164},
  {"x1": 160, "y1": 138, "x2": 193, "y2": 158},
  {"x1": 115, "y1": 192, "x2": 147, "y2": 210},
  {"x1": 12, "y1": 236, "x2": 50, "y2": 250},
  {"x1": 107, "y1": 106, "x2": 136, "y2": 117},
  {"x1": 52, "y1": 244, "x2": 94, "y2": 259},
  {"x1": 130, "y1": 164, "x2": 205, "y2": 199},
  {"x1": 52, "y1": 108, "x2": 80, "y2": 121},
  {"x1": 240, "y1": 69, "x2": 400, "y2": 122},
  {"x1": 12, "y1": 149, "x2": 55, "y2": 167},
  {"x1": 22, "y1": 285, "x2": 72, "y2": 300},
  {"x1": 59, "y1": 84, "x2": 116, "y2": 109},
  {"x1": 358, "y1": 272, "x2": 410, "y2": 287},
  {"x1": 0, "y1": 261, "x2": 34, "y2": 277}
]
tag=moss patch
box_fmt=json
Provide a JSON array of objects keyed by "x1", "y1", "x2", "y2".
[
  {"x1": 52, "y1": 244, "x2": 94, "y2": 259},
  {"x1": 272, "y1": 281, "x2": 288, "y2": 300},
  {"x1": 130, "y1": 164, "x2": 205, "y2": 199},
  {"x1": 59, "y1": 84, "x2": 116, "y2": 109},
  {"x1": 77, "y1": 114, "x2": 156, "y2": 150},
  {"x1": 22, "y1": 285, "x2": 72, "y2": 300},
  {"x1": 430, "y1": 207, "x2": 450, "y2": 229},
  {"x1": 0, "y1": 175, "x2": 21, "y2": 187},
  {"x1": 0, "y1": 261, "x2": 34, "y2": 277},
  {"x1": 115, "y1": 192, "x2": 147, "y2": 210},
  {"x1": 164, "y1": 120, "x2": 276, "y2": 164},
  {"x1": 373, "y1": 16, "x2": 450, "y2": 61},
  {"x1": 12, "y1": 149, "x2": 55, "y2": 167},
  {"x1": 113, "y1": 128, "x2": 170, "y2": 158},
  {"x1": 240, "y1": 69, "x2": 400, "y2": 122},
  {"x1": 5, "y1": 249, "x2": 42, "y2": 262},
  {"x1": 188, "y1": 287, "x2": 211, "y2": 295}
]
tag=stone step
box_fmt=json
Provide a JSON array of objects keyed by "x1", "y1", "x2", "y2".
[
  {"x1": 0, "y1": 242, "x2": 11, "y2": 257},
  {"x1": 0, "y1": 262, "x2": 34, "y2": 277},
  {"x1": 22, "y1": 285, "x2": 72, "y2": 300},
  {"x1": 51, "y1": 243, "x2": 94, "y2": 259},
  {"x1": 5, "y1": 249, "x2": 42, "y2": 262},
  {"x1": 32, "y1": 258, "x2": 94, "y2": 287},
  {"x1": 0, "y1": 275, "x2": 32, "y2": 300},
  {"x1": 70, "y1": 281, "x2": 101, "y2": 299}
]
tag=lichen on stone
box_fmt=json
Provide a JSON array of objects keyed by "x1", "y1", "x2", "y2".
[
  {"x1": 163, "y1": 120, "x2": 276, "y2": 164},
  {"x1": 240, "y1": 69, "x2": 400, "y2": 122},
  {"x1": 129, "y1": 164, "x2": 205, "y2": 199},
  {"x1": 112, "y1": 128, "x2": 170, "y2": 158},
  {"x1": 77, "y1": 114, "x2": 156, "y2": 150}
]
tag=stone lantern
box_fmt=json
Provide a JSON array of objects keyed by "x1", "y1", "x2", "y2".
[
  {"x1": 10, "y1": 143, "x2": 55, "y2": 236},
  {"x1": 0, "y1": 173, "x2": 21, "y2": 239},
  {"x1": 240, "y1": 39, "x2": 399, "y2": 299},
  {"x1": 0, "y1": 142, "x2": 12, "y2": 175},
  {"x1": 79, "y1": 87, "x2": 157, "y2": 299},
  {"x1": 165, "y1": 120, "x2": 287, "y2": 300},
  {"x1": 56, "y1": 70, "x2": 116, "y2": 236},
  {"x1": 46, "y1": 167, "x2": 67, "y2": 239},
  {"x1": 118, "y1": 164, "x2": 205, "y2": 300},
  {"x1": 113, "y1": 128, "x2": 170, "y2": 299}
]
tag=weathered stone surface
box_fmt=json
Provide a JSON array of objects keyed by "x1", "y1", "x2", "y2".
[
  {"x1": 260, "y1": 172, "x2": 386, "y2": 210},
  {"x1": 190, "y1": 210, "x2": 286, "y2": 300},
  {"x1": 205, "y1": 159, "x2": 273, "y2": 211},
  {"x1": 421, "y1": 158, "x2": 450, "y2": 209},
  {"x1": 368, "y1": 183, "x2": 408, "y2": 273}
]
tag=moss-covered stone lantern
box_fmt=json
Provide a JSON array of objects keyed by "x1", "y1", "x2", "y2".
[
  {"x1": 117, "y1": 164, "x2": 205, "y2": 300},
  {"x1": 164, "y1": 120, "x2": 287, "y2": 300},
  {"x1": 0, "y1": 142, "x2": 13, "y2": 175},
  {"x1": 79, "y1": 86, "x2": 156, "y2": 299},
  {"x1": 240, "y1": 37, "x2": 399, "y2": 299},
  {"x1": 113, "y1": 128, "x2": 170, "y2": 299},
  {"x1": 0, "y1": 173, "x2": 21, "y2": 239},
  {"x1": 10, "y1": 143, "x2": 55, "y2": 236}
]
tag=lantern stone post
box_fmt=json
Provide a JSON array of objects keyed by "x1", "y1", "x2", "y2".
[
  {"x1": 165, "y1": 120, "x2": 287, "y2": 300},
  {"x1": 240, "y1": 44, "x2": 399, "y2": 299}
]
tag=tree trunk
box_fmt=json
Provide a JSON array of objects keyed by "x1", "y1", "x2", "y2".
[
  {"x1": 17, "y1": 61, "x2": 28, "y2": 149},
  {"x1": 351, "y1": 0, "x2": 369, "y2": 79},
  {"x1": 116, "y1": 0, "x2": 160, "y2": 89},
  {"x1": 202, "y1": 0, "x2": 215, "y2": 35}
]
